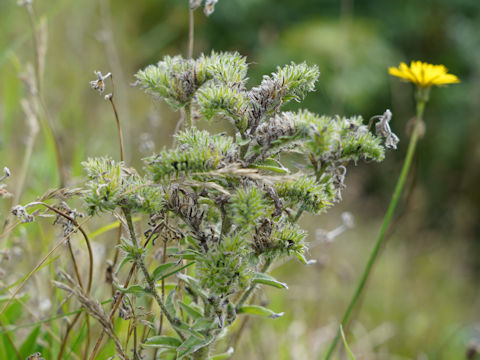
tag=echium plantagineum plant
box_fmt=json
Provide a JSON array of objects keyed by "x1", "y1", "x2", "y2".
[{"x1": 75, "y1": 50, "x2": 394, "y2": 359}]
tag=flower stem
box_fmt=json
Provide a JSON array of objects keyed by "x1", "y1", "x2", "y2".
[
  {"x1": 188, "y1": 8, "x2": 195, "y2": 59},
  {"x1": 123, "y1": 208, "x2": 186, "y2": 341},
  {"x1": 324, "y1": 99, "x2": 425, "y2": 360}
]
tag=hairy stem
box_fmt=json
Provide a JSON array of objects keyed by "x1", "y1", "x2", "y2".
[
  {"x1": 324, "y1": 100, "x2": 425, "y2": 360},
  {"x1": 185, "y1": 103, "x2": 193, "y2": 129},
  {"x1": 89, "y1": 219, "x2": 164, "y2": 359},
  {"x1": 153, "y1": 239, "x2": 169, "y2": 360},
  {"x1": 123, "y1": 208, "x2": 186, "y2": 341}
]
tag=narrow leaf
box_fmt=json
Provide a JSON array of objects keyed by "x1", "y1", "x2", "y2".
[
  {"x1": 114, "y1": 284, "x2": 147, "y2": 295},
  {"x1": 192, "y1": 317, "x2": 215, "y2": 331},
  {"x1": 160, "y1": 262, "x2": 195, "y2": 280},
  {"x1": 252, "y1": 272, "x2": 288, "y2": 289},
  {"x1": 19, "y1": 325, "x2": 40, "y2": 356},
  {"x1": 152, "y1": 263, "x2": 176, "y2": 282},
  {"x1": 296, "y1": 253, "x2": 316, "y2": 265},
  {"x1": 177, "y1": 335, "x2": 214, "y2": 359},
  {"x1": 340, "y1": 325, "x2": 356, "y2": 360},
  {"x1": 237, "y1": 305, "x2": 284, "y2": 319},
  {"x1": 165, "y1": 290, "x2": 176, "y2": 318},
  {"x1": 254, "y1": 158, "x2": 289, "y2": 174},
  {"x1": 178, "y1": 301, "x2": 203, "y2": 320},
  {"x1": 143, "y1": 335, "x2": 181, "y2": 349}
]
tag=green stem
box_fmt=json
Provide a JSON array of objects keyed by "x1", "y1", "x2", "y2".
[
  {"x1": 185, "y1": 103, "x2": 192, "y2": 129},
  {"x1": 122, "y1": 208, "x2": 186, "y2": 341},
  {"x1": 236, "y1": 258, "x2": 272, "y2": 310},
  {"x1": 324, "y1": 99, "x2": 426, "y2": 360}
]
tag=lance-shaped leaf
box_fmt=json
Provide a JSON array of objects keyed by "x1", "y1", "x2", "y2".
[
  {"x1": 177, "y1": 273, "x2": 209, "y2": 301},
  {"x1": 237, "y1": 305, "x2": 284, "y2": 319},
  {"x1": 178, "y1": 301, "x2": 203, "y2": 320},
  {"x1": 252, "y1": 272, "x2": 288, "y2": 289},
  {"x1": 152, "y1": 262, "x2": 176, "y2": 282},
  {"x1": 165, "y1": 289, "x2": 177, "y2": 318},
  {"x1": 253, "y1": 158, "x2": 290, "y2": 174},
  {"x1": 177, "y1": 335, "x2": 215, "y2": 359},
  {"x1": 340, "y1": 325, "x2": 356, "y2": 360},
  {"x1": 114, "y1": 284, "x2": 148, "y2": 295},
  {"x1": 143, "y1": 335, "x2": 182, "y2": 349}
]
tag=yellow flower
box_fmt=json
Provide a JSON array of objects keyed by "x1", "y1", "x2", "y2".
[{"x1": 389, "y1": 61, "x2": 459, "y2": 88}]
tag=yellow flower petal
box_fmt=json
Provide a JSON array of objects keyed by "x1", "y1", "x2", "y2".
[{"x1": 388, "y1": 60, "x2": 459, "y2": 88}]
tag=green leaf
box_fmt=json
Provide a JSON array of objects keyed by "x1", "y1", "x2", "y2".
[
  {"x1": 161, "y1": 262, "x2": 195, "y2": 279},
  {"x1": 237, "y1": 305, "x2": 284, "y2": 319},
  {"x1": 115, "y1": 254, "x2": 134, "y2": 273},
  {"x1": 192, "y1": 317, "x2": 215, "y2": 331},
  {"x1": 174, "y1": 321, "x2": 204, "y2": 339},
  {"x1": 340, "y1": 325, "x2": 356, "y2": 360},
  {"x1": 235, "y1": 134, "x2": 251, "y2": 146},
  {"x1": 152, "y1": 262, "x2": 176, "y2": 282},
  {"x1": 171, "y1": 249, "x2": 205, "y2": 261},
  {"x1": 19, "y1": 325, "x2": 41, "y2": 356},
  {"x1": 143, "y1": 335, "x2": 182, "y2": 349},
  {"x1": 165, "y1": 289, "x2": 177, "y2": 319},
  {"x1": 254, "y1": 158, "x2": 289, "y2": 174},
  {"x1": 252, "y1": 272, "x2": 288, "y2": 289},
  {"x1": 177, "y1": 335, "x2": 215, "y2": 359},
  {"x1": 114, "y1": 284, "x2": 147, "y2": 295},
  {"x1": 296, "y1": 253, "x2": 316, "y2": 265},
  {"x1": 176, "y1": 274, "x2": 209, "y2": 300},
  {"x1": 209, "y1": 347, "x2": 234, "y2": 360},
  {"x1": 178, "y1": 301, "x2": 203, "y2": 320}
]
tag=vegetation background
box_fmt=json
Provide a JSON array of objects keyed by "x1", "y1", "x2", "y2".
[{"x1": 1, "y1": 0, "x2": 480, "y2": 359}]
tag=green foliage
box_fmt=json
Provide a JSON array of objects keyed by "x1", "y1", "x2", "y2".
[
  {"x1": 195, "y1": 234, "x2": 250, "y2": 295},
  {"x1": 229, "y1": 186, "x2": 271, "y2": 233},
  {"x1": 260, "y1": 62, "x2": 320, "y2": 104},
  {"x1": 275, "y1": 176, "x2": 334, "y2": 213},
  {"x1": 77, "y1": 53, "x2": 389, "y2": 357},
  {"x1": 82, "y1": 157, "x2": 163, "y2": 215},
  {"x1": 135, "y1": 51, "x2": 248, "y2": 109},
  {"x1": 145, "y1": 129, "x2": 237, "y2": 181},
  {"x1": 10, "y1": 45, "x2": 390, "y2": 359},
  {"x1": 196, "y1": 84, "x2": 249, "y2": 132}
]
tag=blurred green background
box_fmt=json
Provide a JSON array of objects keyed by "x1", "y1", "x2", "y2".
[{"x1": 1, "y1": 0, "x2": 480, "y2": 359}]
